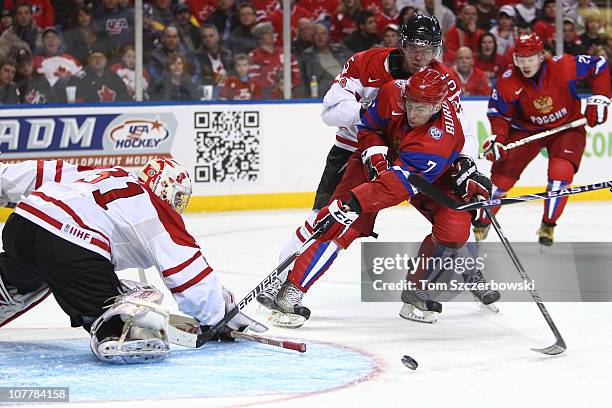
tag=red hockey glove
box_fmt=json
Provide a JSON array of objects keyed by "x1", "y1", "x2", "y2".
[
  {"x1": 585, "y1": 95, "x2": 610, "y2": 127},
  {"x1": 482, "y1": 135, "x2": 507, "y2": 162},
  {"x1": 361, "y1": 146, "x2": 390, "y2": 180},
  {"x1": 451, "y1": 156, "x2": 493, "y2": 203},
  {"x1": 313, "y1": 199, "x2": 359, "y2": 242}
]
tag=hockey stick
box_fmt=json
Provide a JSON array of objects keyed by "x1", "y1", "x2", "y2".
[
  {"x1": 195, "y1": 229, "x2": 322, "y2": 347},
  {"x1": 407, "y1": 174, "x2": 612, "y2": 212},
  {"x1": 484, "y1": 208, "x2": 566, "y2": 355},
  {"x1": 167, "y1": 314, "x2": 307, "y2": 352},
  {"x1": 478, "y1": 118, "x2": 587, "y2": 159}
]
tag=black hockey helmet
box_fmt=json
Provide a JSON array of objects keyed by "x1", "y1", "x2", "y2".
[{"x1": 399, "y1": 14, "x2": 443, "y2": 48}]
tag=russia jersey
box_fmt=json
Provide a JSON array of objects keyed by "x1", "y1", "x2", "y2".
[
  {"x1": 352, "y1": 80, "x2": 465, "y2": 213},
  {"x1": 322, "y1": 48, "x2": 468, "y2": 154},
  {"x1": 488, "y1": 54, "x2": 611, "y2": 138},
  {"x1": 2, "y1": 160, "x2": 225, "y2": 326}
]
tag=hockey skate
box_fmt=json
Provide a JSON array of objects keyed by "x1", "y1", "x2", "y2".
[
  {"x1": 473, "y1": 220, "x2": 491, "y2": 242},
  {"x1": 269, "y1": 281, "x2": 311, "y2": 328},
  {"x1": 537, "y1": 221, "x2": 556, "y2": 247},
  {"x1": 462, "y1": 269, "x2": 500, "y2": 313},
  {"x1": 399, "y1": 288, "x2": 442, "y2": 324},
  {"x1": 256, "y1": 277, "x2": 283, "y2": 312},
  {"x1": 0, "y1": 280, "x2": 52, "y2": 328}
]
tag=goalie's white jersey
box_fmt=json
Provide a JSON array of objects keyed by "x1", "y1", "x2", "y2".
[{"x1": 1, "y1": 160, "x2": 225, "y2": 326}]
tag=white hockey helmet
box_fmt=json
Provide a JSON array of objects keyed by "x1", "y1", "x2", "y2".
[{"x1": 138, "y1": 158, "x2": 192, "y2": 213}]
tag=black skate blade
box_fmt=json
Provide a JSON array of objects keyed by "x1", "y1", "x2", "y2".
[{"x1": 530, "y1": 343, "x2": 566, "y2": 355}]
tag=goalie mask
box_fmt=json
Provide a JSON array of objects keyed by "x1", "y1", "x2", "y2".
[{"x1": 138, "y1": 158, "x2": 192, "y2": 213}]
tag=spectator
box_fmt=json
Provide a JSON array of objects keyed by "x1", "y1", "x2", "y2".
[
  {"x1": 475, "y1": 0, "x2": 496, "y2": 31},
  {"x1": 381, "y1": 23, "x2": 399, "y2": 48},
  {"x1": 330, "y1": 0, "x2": 362, "y2": 43},
  {"x1": 33, "y1": 27, "x2": 82, "y2": 95},
  {"x1": 194, "y1": 24, "x2": 233, "y2": 87},
  {"x1": 251, "y1": 0, "x2": 279, "y2": 20},
  {"x1": 187, "y1": 0, "x2": 218, "y2": 24},
  {"x1": 174, "y1": 3, "x2": 202, "y2": 53},
  {"x1": 580, "y1": 14, "x2": 606, "y2": 53},
  {"x1": 444, "y1": 4, "x2": 483, "y2": 64},
  {"x1": 474, "y1": 33, "x2": 508, "y2": 85},
  {"x1": 73, "y1": 44, "x2": 129, "y2": 102},
  {"x1": 565, "y1": 0, "x2": 600, "y2": 35},
  {"x1": 12, "y1": 44, "x2": 66, "y2": 103},
  {"x1": 0, "y1": 3, "x2": 40, "y2": 53},
  {"x1": 343, "y1": 10, "x2": 382, "y2": 53},
  {"x1": 64, "y1": 5, "x2": 104, "y2": 64},
  {"x1": 560, "y1": 17, "x2": 587, "y2": 56},
  {"x1": 1, "y1": 9, "x2": 13, "y2": 34},
  {"x1": 268, "y1": 0, "x2": 313, "y2": 45},
  {"x1": 301, "y1": 0, "x2": 337, "y2": 24},
  {"x1": 533, "y1": 0, "x2": 556, "y2": 48},
  {"x1": 420, "y1": 0, "x2": 455, "y2": 33},
  {"x1": 94, "y1": 0, "x2": 134, "y2": 58},
  {"x1": 375, "y1": 0, "x2": 399, "y2": 36},
  {"x1": 219, "y1": 53, "x2": 263, "y2": 100},
  {"x1": 398, "y1": 5, "x2": 417, "y2": 26},
  {"x1": 144, "y1": 0, "x2": 175, "y2": 43},
  {"x1": 362, "y1": 0, "x2": 381, "y2": 14},
  {"x1": 490, "y1": 5, "x2": 516, "y2": 56},
  {"x1": 4, "y1": 0, "x2": 55, "y2": 29},
  {"x1": 292, "y1": 18, "x2": 315, "y2": 54},
  {"x1": 205, "y1": 0, "x2": 239, "y2": 42},
  {"x1": 151, "y1": 53, "x2": 200, "y2": 101},
  {"x1": 0, "y1": 58, "x2": 19, "y2": 104},
  {"x1": 148, "y1": 25, "x2": 200, "y2": 88},
  {"x1": 515, "y1": 0, "x2": 537, "y2": 27},
  {"x1": 453, "y1": 46, "x2": 491, "y2": 96},
  {"x1": 226, "y1": 3, "x2": 258, "y2": 55},
  {"x1": 299, "y1": 23, "x2": 352, "y2": 97},
  {"x1": 249, "y1": 21, "x2": 301, "y2": 98},
  {"x1": 110, "y1": 45, "x2": 151, "y2": 100}
]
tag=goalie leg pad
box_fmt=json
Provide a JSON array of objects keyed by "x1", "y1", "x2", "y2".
[{"x1": 90, "y1": 280, "x2": 170, "y2": 364}]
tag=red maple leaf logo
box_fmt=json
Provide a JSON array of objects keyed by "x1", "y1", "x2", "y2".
[{"x1": 97, "y1": 85, "x2": 117, "y2": 102}]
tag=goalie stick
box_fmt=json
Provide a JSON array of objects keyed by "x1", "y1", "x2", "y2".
[
  {"x1": 407, "y1": 174, "x2": 612, "y2": 212},
  {"x1": 195, "y1": 229, "x2": 323, "y2": 347},
  {"x1": 485, "y1": 208, "x2": 566, "y2": 355}
]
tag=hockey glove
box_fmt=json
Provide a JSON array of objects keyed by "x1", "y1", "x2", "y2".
[
  {"x1": 451, "y1": 156, "x2": 493, "y2": 203},
  {"x1": 313, "y1": 198, "x2": 360, "y2": 242},
  {"x1": 585, "y1": 95, "x2": 610, "y2": 127},
  {"x1": 482, "y1": 135, "x2": 507, "y2": 162},
  {"x1": 361, "y1": 146, "x2": 390, "y2": 180},
  {"x1": 213, "y1": 287, "x2": 267, "y2": 341}
]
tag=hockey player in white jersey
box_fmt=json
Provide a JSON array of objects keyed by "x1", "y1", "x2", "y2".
[{"x1": 0, "y1": 158, "x2": 264, "y2": 363}]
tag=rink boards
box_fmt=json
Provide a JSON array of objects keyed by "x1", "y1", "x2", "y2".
[{"x1": 0, "y1": 99, "x2": 610, "y2": 218}]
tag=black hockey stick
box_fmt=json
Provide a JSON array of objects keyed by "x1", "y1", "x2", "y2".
[
  {"x1": 485, "y1": 208, "x2": 566, "y2": 355},
  {"x1": 195, "y1": 229, "x2": 322, "y2": 347},
  {"x1": 407, "y1": 174, "x2": 612, "y2": 212}
]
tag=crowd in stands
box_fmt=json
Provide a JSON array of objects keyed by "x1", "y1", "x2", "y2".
[{"x1": 0, "y1": 0, "x2": 610, "y2": 104}]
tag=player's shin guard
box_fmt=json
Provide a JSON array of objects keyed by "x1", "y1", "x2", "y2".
[{"x1": 540, "y1": 158, "x2": 574, "y2": 245}]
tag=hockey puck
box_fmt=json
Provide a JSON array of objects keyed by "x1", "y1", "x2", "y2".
[{"x1": 401, "y1": 355, "x2": 418, "y2": 370}]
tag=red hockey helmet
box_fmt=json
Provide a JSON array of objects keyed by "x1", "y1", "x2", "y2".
[
  {"x1": 514, "y1": 34, "x2": 544, "y2": 57},
  {"x1": 404, "y1": 67, "x2": 449, "y2": 105}
]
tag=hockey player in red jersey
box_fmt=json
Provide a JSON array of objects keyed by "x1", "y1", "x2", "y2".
[
  {"x1": 0, "y1": 158, "x2": 264, "y2": 363},
  {"x1": 256, "y1": 15, "x2": 480, "y2": 313},
  {"x1": 263, "y1": 68, "x2": 497, "y2": 327},
  {"x1": 475, "y1": 34, "x2": 611, "y2": 245}
]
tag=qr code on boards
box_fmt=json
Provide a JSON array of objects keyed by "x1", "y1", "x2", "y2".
[{"x1": 193, "y1": 111, "x2": 260, "y2": 182}]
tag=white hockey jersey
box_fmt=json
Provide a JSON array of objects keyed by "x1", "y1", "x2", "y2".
[{"x1": 1, "y1": 160, "x2": 225, "y2": 326}]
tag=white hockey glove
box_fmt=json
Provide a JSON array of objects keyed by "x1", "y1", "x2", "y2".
[
  {"x1": 361, "y1": 145, "x2": 390, "y2": 180},
  {"x1": 216, "y1": 287, "x2": 267, "y2": 341},
  {"x1": 585, "y1": 95, "x2": 610, "y2": 127}
]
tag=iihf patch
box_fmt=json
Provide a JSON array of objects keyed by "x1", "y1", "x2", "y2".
[
  {"x1": 339, "y1": 77, "x2": 347, "y2": 88},
  {"x1": 429, "y1": 127, "x2": 443, "y2": 140}
]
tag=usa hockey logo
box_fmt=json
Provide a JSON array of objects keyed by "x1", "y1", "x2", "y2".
[
  {"x1": 106, "y1": 18, "x2": 128, "y2": 36},
  {"x1": 429, "y1": 127, "x2": 443, "y2": 140},
  {"x1": 109, "y1": 118, "x2": 170, "y2": 149}
]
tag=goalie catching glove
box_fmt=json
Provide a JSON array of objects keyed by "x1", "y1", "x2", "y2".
[
  {"x1": 451, "y1": 156, "x2": 492, "y2": 202},
  {"x1": 313, "y1": 198, "x2": 360, "y2": 242}
]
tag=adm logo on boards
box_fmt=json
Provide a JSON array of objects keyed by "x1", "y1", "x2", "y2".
[{"x1": 109, "y1": 118, "x2": 170, "y2": 149}]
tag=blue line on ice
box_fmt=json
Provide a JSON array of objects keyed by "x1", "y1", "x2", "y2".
[{"x1": 0, "y1": 339, "x2": 376, "y2": 401}]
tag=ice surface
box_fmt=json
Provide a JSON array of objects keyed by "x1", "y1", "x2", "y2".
[{"x1": 1, "y1": 201, "x2": 611, "y2": 407}]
